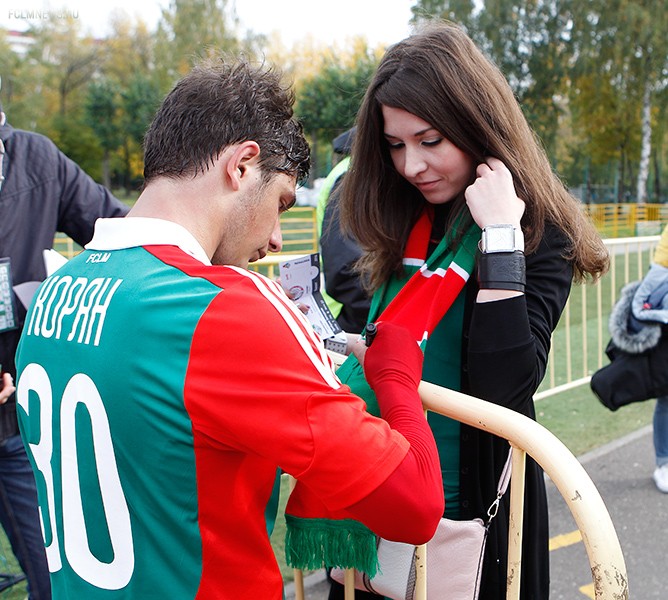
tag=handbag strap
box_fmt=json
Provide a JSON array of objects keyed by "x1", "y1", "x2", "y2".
[{"x1": 485, "y1": 446, "x2": 513, "y2": 525}]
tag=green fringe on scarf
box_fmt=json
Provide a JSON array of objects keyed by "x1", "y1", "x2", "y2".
[{"x1": 285, "y1": 516, "x2": 380, "y2": 576}]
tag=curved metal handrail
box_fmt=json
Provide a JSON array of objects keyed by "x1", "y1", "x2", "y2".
[{"x1": 417, "y1": 380, "x2": 628, "y2": 600}]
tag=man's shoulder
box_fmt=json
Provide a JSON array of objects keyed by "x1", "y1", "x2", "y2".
[
  {"x1": 144, "y1": 246, "x2": 276, "y2": 299},
  {"x1": 4, "y1": 125, "x2": 53, "y2": 146}
]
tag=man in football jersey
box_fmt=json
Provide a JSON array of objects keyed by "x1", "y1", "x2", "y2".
[{"x1": 14, "y1": 58, "x2": 443, "y2": 598}]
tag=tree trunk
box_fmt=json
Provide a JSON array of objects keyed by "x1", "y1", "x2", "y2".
[
  {"x1": 123, "y1": 140, "x2": 132, "y2": 195},
  {"x1": 653, "y1": 152, "x2": 661, "y2": 202},
  {"x1": 102, "y1": 149, "x2": 111, "y2": 190},
  {"x1": 636, "y1": 81, "x2": 652, "y2": 203},
  {"x1": 617, "y1": 148, "x2": 625, "y2": 203}
]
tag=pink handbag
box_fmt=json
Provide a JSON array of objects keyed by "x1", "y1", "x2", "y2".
[{"x1": 331, "y1": 449, "x2": 512, "y2": 599}]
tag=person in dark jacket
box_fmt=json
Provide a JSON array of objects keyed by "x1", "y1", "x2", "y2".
[
  {"x1": 328, "y1": 21, "x2": 610, "y2": 600},
  {"x1": 591, "y1": 224, "x2": 668, "y2": 490},
  {"x1": 0, "y1": 104, "x2": 128, "y2": 599},
  {"x1": 317, "y1": 128, "x2": 371, "y2": 334}
]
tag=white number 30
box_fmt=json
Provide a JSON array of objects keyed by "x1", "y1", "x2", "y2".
[{"x1": 17, "y1": 363, "x2": 134, "y2": 590}]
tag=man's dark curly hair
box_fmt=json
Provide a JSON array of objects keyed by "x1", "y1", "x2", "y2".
[{"x1": 143, "y1": 57, "x2": 310, "y2": 185}]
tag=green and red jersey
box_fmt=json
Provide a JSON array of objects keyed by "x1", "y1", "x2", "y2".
[{"x1": 15, "y1": 217, "x2": 408, "y2": 599}]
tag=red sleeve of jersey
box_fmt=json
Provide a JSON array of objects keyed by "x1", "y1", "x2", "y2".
[
  {"x1": 346, "y1": 448, "x2": 443, "y2": 544},
  {"x1": 183, "y1": 269, "x2": 410, "y2": 509},
  {"x1": 347, "y1": 322, "x2": 444, "y2": 543}
]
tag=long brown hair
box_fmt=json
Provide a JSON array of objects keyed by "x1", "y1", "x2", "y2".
[{"x1": 340, "y1": 21, "x2": 608, "y2": 292}]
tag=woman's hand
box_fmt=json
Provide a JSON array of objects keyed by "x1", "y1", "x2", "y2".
[
  {"x1": 465, "y1": 157, "x2": 525, "y2": 229},
  {"x1": 350, "y1": 335, "x2": 368, "y2": 366}
]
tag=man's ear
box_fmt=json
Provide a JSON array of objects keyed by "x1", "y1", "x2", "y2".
[{"x1": 226, "y1": 141, "x2": 261, "y2": 191}]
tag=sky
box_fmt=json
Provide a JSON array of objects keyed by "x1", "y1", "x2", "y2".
[{"x1": 2, "y1": 0, "x2": 415, "y2": 48}]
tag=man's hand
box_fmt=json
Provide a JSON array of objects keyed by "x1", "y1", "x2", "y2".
[{"x1": 0, "y1": 372, "x2": 16, "y2": 404}]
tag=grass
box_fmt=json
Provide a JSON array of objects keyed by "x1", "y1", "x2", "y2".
[
  {"x1": 0, "y1": 537, "x2": 26, "y2": 598},
  {"x1": 535, "y1": 386, "x2": 654, "y2": 457}
]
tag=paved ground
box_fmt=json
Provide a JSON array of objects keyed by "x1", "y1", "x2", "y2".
[{"x1": 285, "y1": 424, "x2": 665, "y2": 599}]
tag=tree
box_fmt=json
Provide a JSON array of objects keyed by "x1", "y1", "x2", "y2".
[
  {"x1": 410, "y1": 0, "x2": 477, "y2": 31},
  {"x1": 295, "y1": 41, "x2": 380, "y2": 180},
  {"x1": 95, "y1": 14, "x2": 163, "y2": 190},
  {"x1": 118, "y1": 74, "x2": 163, "y2": 190},
  {"x1": 154, "y1": 0, "x2": 240, "y2": 83},
  {"x1": 567, "y1": 0, "x2": 667, "y2": 201},
  {"x1": 101, "y1": 12, "x2": 155, "y2": 84},
  {"x1": 29, "y1": 17, "x2": 100, "y2": 117},
  {"x1": 85, "y1": 79, "x2": 121, "y2": 188},
  {"x1": 630, "y1": 1, "x2": 667, "y2": 202},
  {"x1": 0, "y1": 30, "x2": 24, "y2": 112}
]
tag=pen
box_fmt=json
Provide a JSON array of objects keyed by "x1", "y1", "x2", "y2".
[{"x1": 365, "y1": 322, "x2": 377, "y2": 347}]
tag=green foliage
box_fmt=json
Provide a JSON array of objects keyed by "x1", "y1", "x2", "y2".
[
  {"x1": 48, "y1": 112, "x2": 105, "y2": 181},
  {"x1": 120, "y1": 75, "x2": 162, "y2": 147},
  {"x1": 154, "y1": 0, "x2": 240, "y2": 80},
  {"x1": 295, "y1": 48, "x2": 379, "y2": 179},
  {"x1": 410, "y1": 0, "x2": 477, "y2": 31},
  {"x1": 566, "y1": 0, "x2": 668, "y2": 199},
  {"x1": 85, "y1": 79, "x2": 121, "y2": 152}
]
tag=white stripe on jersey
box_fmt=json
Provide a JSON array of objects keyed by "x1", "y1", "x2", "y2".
[{"x1": 227, "y1": 267, "x2": 341, "y2": 390}]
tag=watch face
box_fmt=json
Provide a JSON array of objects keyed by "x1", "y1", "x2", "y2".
[{"x1": 485, "y1": 226, "x2": 515, "y2": 252}]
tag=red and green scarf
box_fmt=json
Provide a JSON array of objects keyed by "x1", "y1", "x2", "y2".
[{"x1": 285, "y1": 208, "x2": 480, "y2": 576}]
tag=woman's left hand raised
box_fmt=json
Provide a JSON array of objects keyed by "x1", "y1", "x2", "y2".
[{"x1": 465, "y1": 157, "x2": 525, "y2": 229}]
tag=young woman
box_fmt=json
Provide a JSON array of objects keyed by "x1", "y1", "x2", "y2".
[{"x1": 331, "y1": 21, "x2": 609, "y2": 600}]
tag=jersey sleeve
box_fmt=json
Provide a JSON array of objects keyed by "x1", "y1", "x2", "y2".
[{"x1": 183, "y1": 268, "x2": 409, "y2": 510}]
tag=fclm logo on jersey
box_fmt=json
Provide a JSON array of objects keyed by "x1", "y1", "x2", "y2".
[
  {"x1": 24, "y1": 274, "x2": 123, "y2": 346},
  {"x1": 86, "y1": 252, "x2": 112, "y2": 264}
]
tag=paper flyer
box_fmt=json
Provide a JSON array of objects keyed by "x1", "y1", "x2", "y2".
[{"x1": 278, "y1": 253, "x2": 346, "y2": 351}]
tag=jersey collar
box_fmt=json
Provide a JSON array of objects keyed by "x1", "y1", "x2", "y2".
[{"x1": 86, "y1": 217, "x2": 212, "y2": 266}]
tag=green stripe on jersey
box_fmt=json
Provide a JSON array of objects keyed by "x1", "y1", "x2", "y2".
[{"x1": 17, "y1": 247, "x2": 221, "y2": 597}]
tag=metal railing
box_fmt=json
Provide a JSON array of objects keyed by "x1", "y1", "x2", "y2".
[
  {"x1": 252, "y1": 234, "x2": 661, "y2": 405},
  {"x1": 52, "y1": 233, "x2": 79, "y2": 259},
  {"x1": 582, "y1": 203, "x2": 667, "y2": 238},
  {"x1": 278, "y1": 206, "x2": 318, "y2": 254},
  {"x1": 415, "y1": 382, "x2": 627, "y2": 600},
  {"x1": 51, "y1": 206, "x2": 319, "y2": 261},
  {"x1": 536, "y1": 234, "x2": 660, "y2": 401},
  {"x1": 51, "y1": 220, "x2": 638, "y2": 599}
]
